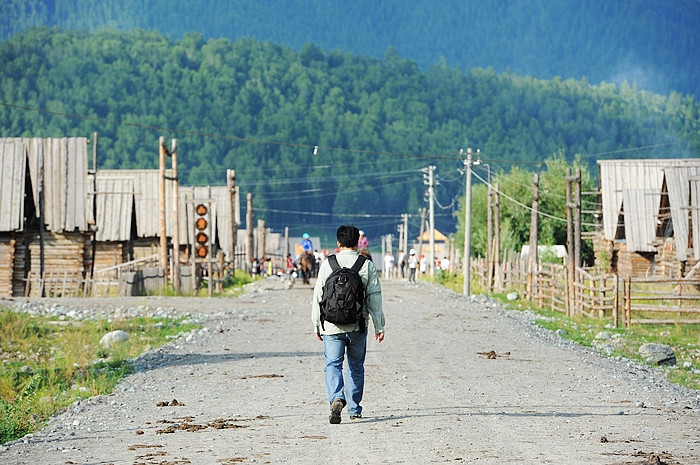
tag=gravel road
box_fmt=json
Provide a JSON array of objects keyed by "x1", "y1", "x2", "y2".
[{"x1": 1, "y1": 277, "x2": 699, "y2": 465}]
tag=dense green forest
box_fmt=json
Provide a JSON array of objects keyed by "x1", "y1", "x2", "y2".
[
  {"x1": 0, "y1": 28, "x2": 699, "y2": 243},
  {"x1": 2, "y1": 0, "x2": 699, "y2": 98}
]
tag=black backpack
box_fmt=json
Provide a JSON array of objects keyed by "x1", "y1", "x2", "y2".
[{"x1": 320, "y1": 255, "x2": 367, "y2": 330}]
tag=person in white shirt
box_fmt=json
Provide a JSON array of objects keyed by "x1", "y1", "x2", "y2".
[
  {"x1": 383, "y1": 251, "x2": 395, "y2": 279},
  {"x1": 407, "y1": 249, "x2": 418, "y2": 283},
  {"x1": 440, "y1": 257, "x2": 451, "y2": 272}
]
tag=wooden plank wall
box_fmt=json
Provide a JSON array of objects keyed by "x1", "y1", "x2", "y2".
[
  {"x1": 0, "y1": 138, "x2": 26, "y2": 232},
  {"x1": 92, "y1": 242, "x2": 127, "y2": 274},
  {"x1": 26, "y1": 232, "x2": 85, "y2": 297},
  {"x1": 133, "y1": 238, "x2": 160, "y2": 261},
  {"x1": 0, "y1": 236, "x2": 15, "y2": 297},
  {"x1": 28, "y1": 138, "x2": 90, "y2": 233},
  {"x1": 12, "y1": 240, "x2": 27, "y2": 297}
]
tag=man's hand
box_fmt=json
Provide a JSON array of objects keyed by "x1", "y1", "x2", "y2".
[
  {"x1": 375, "y1": 331, "x2": 385, "y2": 343},
  {"x1": 315, "y1": 333, "x2": 323, "y2": 341}
]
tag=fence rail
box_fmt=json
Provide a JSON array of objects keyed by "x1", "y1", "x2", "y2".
[{"x1": 473, "y1": 252, "x2": 700, "y2": 327}]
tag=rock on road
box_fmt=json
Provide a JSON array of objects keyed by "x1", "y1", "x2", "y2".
[{"x1": 1, "y1": 278, "x2": 699, "y2": 465}]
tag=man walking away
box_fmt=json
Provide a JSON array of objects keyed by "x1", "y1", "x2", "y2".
[{"x1": 311, "y1": 225, "x2": 385, "y2": 424}]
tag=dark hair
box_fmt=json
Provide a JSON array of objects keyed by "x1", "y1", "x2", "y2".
[{"x1": 336, "y1": 225, "x2": 360, "y2": 248}]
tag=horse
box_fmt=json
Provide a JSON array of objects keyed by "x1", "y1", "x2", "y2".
[{"x1": 298, "y1": 250, "x2": 315, "y2": 285}]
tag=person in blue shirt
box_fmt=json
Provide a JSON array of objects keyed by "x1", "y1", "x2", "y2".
[{"x1": 302, "y1": 233, "x2": 313, "y2": 252}]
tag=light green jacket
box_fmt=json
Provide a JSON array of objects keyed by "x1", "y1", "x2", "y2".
[{"x1": 311, "y1": 249, "x2": 385, "y2": 335}]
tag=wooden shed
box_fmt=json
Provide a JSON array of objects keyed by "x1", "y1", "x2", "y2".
[
  {"x1": 89, "y1": 171, "x2": 240, "y2": 272},
  {"x1": 0, "y1": 137, "x2": 91, "y2": 297},
  {"x1": 597, "y1": 159, "x2": 700, "y2": 277}
]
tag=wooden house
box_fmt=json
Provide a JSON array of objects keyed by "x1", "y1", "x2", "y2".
[
  {"x1": 89, "y1": 171, "x2": 240, "y2": 273},
  {"x1": 0, "y1": 137, "x2": 91, "y2": 297},
  {"x1": 415, "y1": 228, "x2": 449, "y2": 257},
  {"x1": 597, "y1": 159, "x2": 700, "y2": 277}
]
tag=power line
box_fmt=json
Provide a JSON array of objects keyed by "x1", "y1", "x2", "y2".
[
  {"x1": 3, "y1": 101, "x2": 682, "y2": 171},
  {"x1": 0, "y1": 101, "x2": 461, "y2": 162},
  {"x1": 471, "y1": 170, "x2": 597, "y2": 227}
]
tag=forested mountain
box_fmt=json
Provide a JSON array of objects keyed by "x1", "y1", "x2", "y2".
[
  {"x1": 2, "y1": 0, "x2": 699, "y2": 98},
  {"x1": 0, "y1": 28, "x2": 698, "y2": 240}
]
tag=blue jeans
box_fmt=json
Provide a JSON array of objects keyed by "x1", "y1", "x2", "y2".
[{"x1": 323, "y1": 329, "x2": 367, "y2": 416}]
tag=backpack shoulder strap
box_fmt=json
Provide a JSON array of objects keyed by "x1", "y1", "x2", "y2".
[
  {"x1": 327, "y1": 254, "x2": 340, "y2": 272},
  {"x1": 351, "y1": 254, "x2": 367, "y2": 273}
]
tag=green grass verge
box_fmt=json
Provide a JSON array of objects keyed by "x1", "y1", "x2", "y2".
[{"x1": 0, "y1": 309, "x2": 200, "y2": 444}]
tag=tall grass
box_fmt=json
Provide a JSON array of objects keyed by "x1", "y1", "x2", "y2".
[{"x1": 0, "y1": 309, "x2": 200, "y2": 444}]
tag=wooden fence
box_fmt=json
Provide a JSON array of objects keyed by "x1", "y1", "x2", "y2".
[
  {"x1": 622, "y1": 277, "x2": 700, "y2": 327},
  {"x1": 473, "y1": 251, "x2": 700, "y2": 327},
  {"x1": 25, "y1": 270, "x2": 84, "y2": 298},
  {"x1": 87, "y1": 254, "x2": 161, "y2": 296}
]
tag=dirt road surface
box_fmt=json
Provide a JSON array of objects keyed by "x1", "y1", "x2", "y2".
[{"x1": 1, "y1": 278, "x2": 699, "y2": 465}]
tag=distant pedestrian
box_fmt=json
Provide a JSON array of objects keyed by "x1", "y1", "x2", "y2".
[
  {"x1": 398, "y1": 250, "x2": 406, "y2": 278},
  {"x1": 408, "y1": 249, "x2": 418, "y2": 283},
  {"x1": 301, "y1": 233, "x2": 313, "y2": 252},
  {"x1": 358, "y1": 230, "x2": 369, "y2": 249},
  {"x1": 383, "y1": 251, "x2": 395, "y2": 279},
  {"x1": 419, "y1": 254, "x2": 427, "y2": 276},
  {"x1": 311, "y1": 225, "x2": 385, "y2": 424},
  {"x1": 440, "y1": 256, "x2": 451, "y2": 272}
]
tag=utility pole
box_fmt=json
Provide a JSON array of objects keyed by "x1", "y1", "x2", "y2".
[
  {"x1": 227, "y1": 169, "x2": 237, "y2": 271},
  {"x1": 462, "y1": 148, "x2": 475, "y2": 296},
  {"x1": 423, "y1": 166, "x2": 437, "y2": 276},
  {"x1": 257, "y1": 219, "x2": 266, "y2": 265},
  {"x1": 171, "y1": 139, "x2": 180, "y2": 292},
  {"x1": 402, "y1": 213, "x2": 409, "y2": 255},
  {"x1": 574, "y1": 169, "x2": 582, "y2": 270},
  {"x1": 526, "y1": 173, "x2": 539, "y2": 300},
  {"x1": 493, "y1": 183, "x2": 501, "y2": 291},
  {"x1": 486, "y1": 182, "x2": 493, "y2": 291},
  {"x1": 566, "y1": 169, "x2": 575, "y2": 316},
  {"x1": 418, "y1": 208, "x2": 426, "y2": 257},
  {"x1": 158, "y1": 137, "x2": 168, "y2": 279},
  {"x1": 246, "y1": 193, "x2": 254, "y2": 273}
]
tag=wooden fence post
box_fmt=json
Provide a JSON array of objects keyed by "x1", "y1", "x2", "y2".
[
  {"x1": 624, "y1": 275, "x2": 632, "y2": 328},
  {"x1": 613, "y1": 274, "x2": 619, "y2": 328}
]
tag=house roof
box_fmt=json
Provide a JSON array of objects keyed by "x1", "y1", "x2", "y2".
[
  {"x1": 598, "y1": 159, "x2": 700, "y2": 253},
  {"x1": 663, "y1": 165, "x2": 700, "y2": 260},
  {"x1": 0, "y1": 137, "x2": 90, "y2": 233},
  {"x1": 417, "y1": 228, "x2": 448, "y2": 241},
  {"x1": 91, "y1": 170, "x2": 240, "y2": 258}
]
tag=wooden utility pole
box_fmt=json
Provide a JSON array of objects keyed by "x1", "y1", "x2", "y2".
[
  {"x1": 227, "y1": 169, "x2": 237, "y2": 270},
  {"x1": 462, "y1": 150, "x2": 473, "y2": 295},
  {"x1": 427, "y1": 165, "x2": 437, "y2": 277},
  {"x1": 158, "y1": 136, "x2": 168, "y2": 278},
  {"x1": 171, "y1": 139, "x2": 180, "y2": 292},
  {"x1": 486, "y1": 183, "x2": 493, "y2": 291},
  {"x1": 38, "y1": 143, "x2": 46, "y2": 297},
  {"x1": 284, "y1": 226, "x2": 290, "y2": 262},
  {"x1": 574, "y1": 169, "x2": 582, "y2": 269},
  {"x1": 402, "y1": 213, "x2": 409, "y2": 255},
  {"x1": 493, "y1": 183, "x2": 502, "y2": 291},
  {"x1": 566, "y1": 169, "x2": 575, "y2": 316},
  {"x1": 206, "y1": 186, "x2": 213, "y2": 297},
  {"x1": 526, "y1": 173, "x2": 539, "y2": 300},
  {"x1": 88, "y1": 132, "x2": 98, "y2": 285},
  {"x1": 257, "y1": 219, "x2": 266, "y2": 263},
  {"x1": 246, "y1": 193, "x2": 254, "y2": 272},
  {"x1": 418, "y1": 208, "x2": 426, "y2": 257}
]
